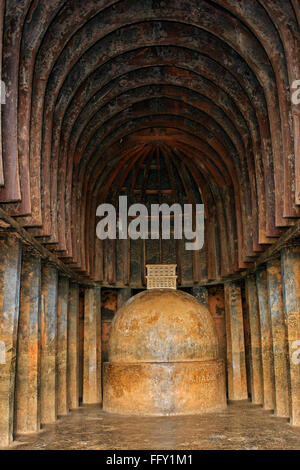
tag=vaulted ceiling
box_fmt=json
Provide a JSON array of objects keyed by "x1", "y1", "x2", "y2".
[{"x1": 0, "y1": 0, "x2": 299, "y2": 283}]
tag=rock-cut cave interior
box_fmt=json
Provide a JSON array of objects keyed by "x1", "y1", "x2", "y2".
[{"x1": 0, "y1": 0, "x2": 300, "y2": 451}]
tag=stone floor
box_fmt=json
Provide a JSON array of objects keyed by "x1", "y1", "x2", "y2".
[{"x1": 6, "y1": 401, "x2": 300, "y2": 450}]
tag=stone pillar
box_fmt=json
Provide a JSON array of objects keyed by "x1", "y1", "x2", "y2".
[
  {"x1": 0, "y1": 235, "x2": 22, "y2": 447},
  {"x1": 224, "y1": 282, "x2": 248, "y2": 401},
  {"x1": 192, "y1": 286, "x2": 208, "y2": 307},
  {"x1": 68, "y1": 283, "x2": 80, "y2": 410},
  {"x1": 281, "y1": 246, "x2": 300, "y2": 426},
  {"x1": 245, "y1": 276, "x2": 264, "y2": 405},
  {"x1": 0, "y1": 0, "x2": 4, "y2": 184},
  {"x1": 117, "y1": 288, "x2": 132, "y2": 310},
  {"x1": 15, "y1": 252, "x2": 41, "y2": 434},
  {"x1": 267, "y1": 259, "x2": 290, "y2": 418},
  {"x1": 83, "y1": 287, "x2": 101, "y2": 404},
  {"x1": 40, "y1": 264, "x2": 58, "y2": 424},
  {"x1": 256, "y1": 269, "x2": 276, "y2": 411},
  {"x1": 57, "y1": 277, "x2": 69, "y2": 416}
]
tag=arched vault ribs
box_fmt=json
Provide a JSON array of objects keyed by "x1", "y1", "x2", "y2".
[{"x1": 0, "y1": 0, "x2": 299, "y2": 285}]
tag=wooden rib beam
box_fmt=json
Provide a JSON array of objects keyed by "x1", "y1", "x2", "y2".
[{"x1": 0, "y1": 207, "x2": 97, "y2": 287}]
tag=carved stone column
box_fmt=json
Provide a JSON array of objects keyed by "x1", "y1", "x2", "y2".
[
  {"x1": 15, "y1": 251, "x2": 41, "y2": 434},
  {"x1": 281, "y1": 246, "x2": 300, "y2": 426},
  {"x1": 245, "y1": 276, "x2": 263, "y2": 405},
  {"x1": 256, "y1": 269, "x2": 276, "y2": 411},
  {"x1": 57, "y1": 277, "x2": 69, "y2": 416},
  {"x1": 83, "y1": 287, "x2": 101, "y2": 404},
  {"x1": 224, "y1": 282, "x2": 248, "y2": 401},
  {"x1": 40, "y1": 264, "x2": 58, "y2": 424},
  {"x1": 0, "y1": 0, "x2": 4, "y2": 184},
  {"x1": 267, "y1": 259, "x2": 290, "y2": 418},
  {"x1": 0, "y1": 234, "x2": 22, "y2": 446},
  {"x1": 68, "y1": 283, "x2": 80, "y2": 410}
]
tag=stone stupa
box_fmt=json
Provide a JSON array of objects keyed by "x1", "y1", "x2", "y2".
[{"x1": 103, "y1": 289, "x2": 227, "y2": 416}]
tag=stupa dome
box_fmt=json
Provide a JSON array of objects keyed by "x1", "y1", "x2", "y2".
[
  {"x1": 108, "y1": 289, "x2": 219, "y2": 363},
  {"x1": 103, "y1": 289, "x2": 226, "y2": 416}
]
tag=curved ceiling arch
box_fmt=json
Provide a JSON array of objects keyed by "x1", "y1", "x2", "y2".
[{"x1": 0, "y1": 0, "x2": 299, "y2": 284}]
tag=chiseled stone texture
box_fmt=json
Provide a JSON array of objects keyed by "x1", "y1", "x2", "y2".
[
  {"x1": 0, "y1": 235, "x2": 22, "y2": 447},
  {"x1": 245, "y1": 276, "x2": 263, "y2": 405},
  {"x1": 83, "y1": 287, "x2": 101, "y2": 404},
  {"x1": 224, "y1": 282, "x2": 248, "y2": 401},
  {"x1": 104, "y1": 360, "x2": 226, "y2": 416},
  {"x1": 68, "y1": 283, "x2": 80, "y2": 410},
  {"x1": 267, "y1": 259, "x2": 290, "y2": 418},
  {"x1": 40, "y1": 265, "x2": 58, "y2": 424},
  {"x1": 104, "y1": 289, "x2": 226, "y2": 415},
  {"x1": 57, "y1": 277, "x2": 69, "y2": 416},
  {"x1": 256, "y1": 269, "x2": 276, "y2": 411},
  {"x1": 15, "y1": 253, "x2": 41, "y2": 434},
  {"x1": 281, "y1": 246, "x2": 300, "y2": 427},
  {"x1": 192, "y1": 286, "x2": 208, "y2": 307},
  {"x1": 109, "y1": 289, "x2": 219, "y2": 363}
]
